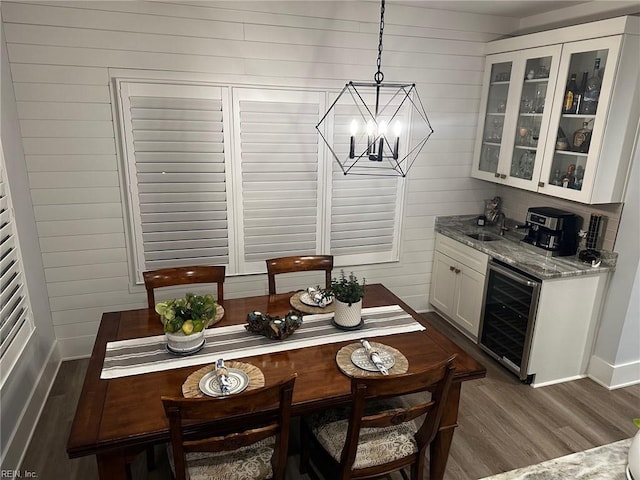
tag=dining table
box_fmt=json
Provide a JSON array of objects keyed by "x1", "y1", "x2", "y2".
[{"x1": 66, "y1": 283, "x2": 486, "y2": 480}]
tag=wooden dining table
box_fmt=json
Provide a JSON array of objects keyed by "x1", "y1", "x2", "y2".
[{"x1": 66, "y1": 283, "x2": 486, "y2": 480}]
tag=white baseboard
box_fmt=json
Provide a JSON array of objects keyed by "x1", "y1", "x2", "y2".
[
  {"x1": 57, "y1": 335, "x2": 95, "y2": 360},
  {"x1": 588, "y1": 354, "x2": 640, "y2": 390},
  {"x1": 531, "y1": 374, "x2": 586, "y2": 388},
  {"x1": 3, "y1": 343, "x2": 61, "y2": 470}
]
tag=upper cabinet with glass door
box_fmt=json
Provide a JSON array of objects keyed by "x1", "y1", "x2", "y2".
[
  {"x1": 474, "y1": 17, "x2": 640, "y2": 204},
  {"x1": 472, "y1": 46, "x2": 561, "y2": 191}
]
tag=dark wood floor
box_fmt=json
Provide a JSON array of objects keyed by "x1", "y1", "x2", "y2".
[{"x1": 20, "y1": 312, "x2": 639, "y2": 479}]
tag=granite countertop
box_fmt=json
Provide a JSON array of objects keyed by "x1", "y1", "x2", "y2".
[
  {"x1": 479, "y1": 438, "x2": 631, "y2": 480},
  {"x1": 435, "y1": 215, "x2": 617, "y2": 280}
]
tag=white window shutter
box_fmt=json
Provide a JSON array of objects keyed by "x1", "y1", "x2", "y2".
[
  {"x1": 232, "y1": 88, "x2": 325, "y2": 272},
  {"x1": 117, "y1": 82, "x2": 230, "y2": 282},
  {"x1": 0, "y1": 152, "x2": 35, "y2": 387},
  {"x1": 328, "y1": 99, "x2": 406, "y2": 265}
]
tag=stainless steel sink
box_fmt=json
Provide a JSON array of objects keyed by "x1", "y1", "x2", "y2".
[{"x1": 467, "y1": 232, "x2": 501, "y2": 242}]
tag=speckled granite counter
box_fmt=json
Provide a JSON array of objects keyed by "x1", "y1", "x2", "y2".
[
  {"x1": 435, "y1": 215, "x2": 617, "y2": 280},
  {"x1": 479, "y1": 438, "x2": 631, "y2": 480}
]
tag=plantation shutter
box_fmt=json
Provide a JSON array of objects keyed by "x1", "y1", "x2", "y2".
[
  {"x1": 0, "y1": 151, "x2": 35, "y2": 386},
  {"x1": 328, "y1": 100, "x2": 406, "y2": 264},
  {"x1": 118, "y1": 82, "x2": 230, "y2": 282},
  {"x1": 233, "y1": 88, "x2": 324, "y2": 272}
]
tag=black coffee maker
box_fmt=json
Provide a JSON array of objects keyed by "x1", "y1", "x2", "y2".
[{"x1": 521, "y1": 206, "x2": 580, "y2": 257}]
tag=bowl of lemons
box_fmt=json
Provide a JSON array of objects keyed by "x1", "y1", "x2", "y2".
[{"x1": 155, "y1": 293, "x2": 217, "y2": 354}]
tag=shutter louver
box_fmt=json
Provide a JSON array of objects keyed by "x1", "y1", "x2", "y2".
[
  {"x1": 235, "y1": 89, "x2": 323, "y2": 266},
  {"x1": 329, "y1": 102, "x2": 405, "y2": 261},
  {"x1": 119, "y1": 83, "x2": 229, "y2": 280},
  {"x1": 0, "y1": 158, "x2": 35, "y2": 384}
]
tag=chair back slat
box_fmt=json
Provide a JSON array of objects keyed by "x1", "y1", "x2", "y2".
[
  {"x1": 265, "y1": 255, "x2": 333, "y2": 295},
  {"x1": 143, "y1": 266, "x2": 226, "y2": 309}
]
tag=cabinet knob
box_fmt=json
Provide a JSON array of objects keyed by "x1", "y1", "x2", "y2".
[
  {"x1": 449, "y1": 266, "x2": 455, "y2": 272},
  {"x1": 454, "y1": 268, "x2": 461, "y2": 274},
  {"x1": 494, "y1": 172, "x2": 501, "y2": 178},
  {"x1": 500, "y1": 173, "x2": 507, "y2": 179},
  {"x1": 538, "y1": 181, "x2": 545, "y2": 187}
]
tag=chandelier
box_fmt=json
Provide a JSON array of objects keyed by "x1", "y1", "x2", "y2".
[{"x1": 316, "y1": 0, "x2": 433, "y2": 177}]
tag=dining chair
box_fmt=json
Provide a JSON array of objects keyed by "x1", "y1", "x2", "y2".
[
  {"x1": 299, "y1": 356, "x2": 456, "y2": 480},
  {"x1": 265, "y1": 255, "x2": 333, "y2": 295},
  {"x1": 162, "y1": 375, "x2": 297, "y2": 480},
  {"x1": 143, "y1": 265, "x2": 226, "y2": 308}
]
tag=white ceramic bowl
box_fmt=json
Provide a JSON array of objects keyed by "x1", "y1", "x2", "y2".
[{"x1": 165, "y1": 330, "x2": 204, "y2": 352}]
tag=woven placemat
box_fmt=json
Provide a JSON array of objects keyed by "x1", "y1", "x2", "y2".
[
  {"x1": 182, "y1": 360, "x2": 265, "y2": 398},
  {"x1": 336, "y1": 342, "x2": 408, "y2": 377},
  {"x1": 290, "y1": 291, "x2": 335, "y2": 314}
]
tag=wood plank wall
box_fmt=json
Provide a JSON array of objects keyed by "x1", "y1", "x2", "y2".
[{"x1": 2, "y1": 1, "x2": 516, "y2": 358}]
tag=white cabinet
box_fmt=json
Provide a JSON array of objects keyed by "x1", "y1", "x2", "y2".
[
  {"x1": 472, "y1": 17, "x2": 640, "y2": 204},
  {"x1": 430, "y1": 234, "x2": 488, "y2": 339}
]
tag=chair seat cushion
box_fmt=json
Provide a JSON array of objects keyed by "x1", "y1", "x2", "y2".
[
  {"x1": 167, "y1": 436, "x2": 275, "y2": 480},
  {"x1": 306, "y1": 403, "x2": 418, "y2": 470}
]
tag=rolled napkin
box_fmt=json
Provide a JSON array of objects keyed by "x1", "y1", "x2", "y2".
[
  {"x1": 215, "y1": 358, "x2": 230, "y2": 395},
  {"x1": 306, "y1": 287, "x2": 328, "y2": 307},
  {"x1": 360, "y1": 339, "x2": 389, "y2": 375}
]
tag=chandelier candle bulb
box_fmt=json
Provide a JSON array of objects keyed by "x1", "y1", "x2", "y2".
[
  {"x1": 349, "y1": 119, "x2": 358, "y2": 158},
  {"x1": 366, "y1": 120, "x2": 375, "y2": 155}
]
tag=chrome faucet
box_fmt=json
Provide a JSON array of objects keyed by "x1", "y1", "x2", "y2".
[{"x1": 496, "y1": 212, "x2": 510, "y2": 236}]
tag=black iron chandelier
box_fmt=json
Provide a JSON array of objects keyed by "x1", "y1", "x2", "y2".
[{"x1": 316, "y1": 0, "x2": 433, "y2": 177}]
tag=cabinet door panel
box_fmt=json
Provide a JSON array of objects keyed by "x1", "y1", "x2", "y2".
[
  {"x1": 538, "y1": 35, "x2": 622, "y2": 202},
  {"x1": 453, "y1": 266, "x2": 485, "y2": 339},
  {"x1": 430, "y1": 251, "x2": 456, "y2": 316}
]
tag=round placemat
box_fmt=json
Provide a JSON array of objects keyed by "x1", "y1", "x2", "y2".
[
  {"x1": 182, "y1": 360, "x2": 265, "y2": 398},
  {"x1": 290, "y1": 291, "x2": 335, "y2": 314},
  {"x1": 336, "y1": 342, "x2": 408, "y2": 377}
]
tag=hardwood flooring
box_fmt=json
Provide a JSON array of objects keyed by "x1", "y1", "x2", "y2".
[{"x1": 20, "y1": 312, "x2": 639, "y2": 479}]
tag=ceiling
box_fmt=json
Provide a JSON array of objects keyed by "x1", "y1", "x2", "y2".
[{"x1": 410, "y1": 1, "x2": 585, "y2": 18}]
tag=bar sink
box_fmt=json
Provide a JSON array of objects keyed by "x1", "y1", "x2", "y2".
[{"x1": 467, "y1": 233, "x2": 501, "y2": 242}]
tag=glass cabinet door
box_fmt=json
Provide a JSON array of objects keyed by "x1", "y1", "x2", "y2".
[
  {"x1": 540, "y1": 36, "x2": 621, "y2": 201},
  {"x1": 509, "y1": 55, "x2": 556, "y2": 183},
  {"x1": 477, "y1": 61, "x2": 512, "y2": 176}
]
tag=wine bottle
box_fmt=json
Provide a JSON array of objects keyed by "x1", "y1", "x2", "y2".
[
  {"x1": 563, "y1": 74, "x2": 578, "y2": 114},
  {"x1": 573, "y1": 72, "x2": 588, "y2": 114},
  {"x1": 572, "y1": 121, "x2": 592, "y2": 153},
  {"x1": 581, "y1": 58, "x2": 602, "y2": 114}
]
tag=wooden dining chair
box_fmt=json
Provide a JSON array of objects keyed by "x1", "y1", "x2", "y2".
[
  {"x1": 143, "y1": 265, "x2": 226, "y2": 308},
  {"x1": 300, "y1": 356, "x2": 456, "y2": 480},
  {"x1": 265, "y1": 255, "x2": 333, "y2": 295},
  {"x1": 162, "y1": 375, "x2": 297, "y2": 480}
]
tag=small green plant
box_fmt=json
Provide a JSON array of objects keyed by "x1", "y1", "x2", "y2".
[
  {"x1": 634, "y1": 418, "x2": 640, "y2": 428},
  {"x1": 327, "y1": 270, "x2": 365, "y2": 306}
]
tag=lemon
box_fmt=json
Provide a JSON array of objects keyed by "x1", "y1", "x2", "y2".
[
  {"x1": 193, "y1": 320, "x2": 204, "y2": 332},
  {"x1": 181, "y1": 320, "x2": 194, "y2": 335}
]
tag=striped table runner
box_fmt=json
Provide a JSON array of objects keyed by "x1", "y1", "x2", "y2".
[{"x1": 101, "y1": 305, "x2": 425, "y2": 379}]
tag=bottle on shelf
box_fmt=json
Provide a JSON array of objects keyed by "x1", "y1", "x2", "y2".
[
  {"x1": 551, "y1": 169, "x2": 562, "y2": 186},
  {"x1": 581, "y1": 58, "x2": 602, "y2": 114},
  {"x1": 563, "y1": 74, "x2": 578, "y2": 114},
  {"x1": 572, "y1": 121, "x2": 592, "y2": 153},
  {"x1": 573, "y1": 72, "x2": 588, "y2": 114},
  {"x1": 562, "y1": 164, "x2": 576, "y2": 188},
  {"x1": 574, "y1": 165, "x2": 585, "y2": 190}
]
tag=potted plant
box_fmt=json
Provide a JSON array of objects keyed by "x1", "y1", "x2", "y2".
[
  {"x1": 628, "y1": 418, "x2": 640, "y2": 480},
  {"x1": 327, "y1": 271, "x2": 365, "y2": 329},
  {"x1": 155, "y1": 293, "x2": 217, "y2": 354}
]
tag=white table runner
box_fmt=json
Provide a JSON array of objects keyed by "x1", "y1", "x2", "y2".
[{"x1": 101, "y1": 305, "x2": 425, "y2": 379}]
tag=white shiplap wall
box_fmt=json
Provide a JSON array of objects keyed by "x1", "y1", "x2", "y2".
[{"x1": 2, "y1": 0, "x2": 514, "y2": 358}]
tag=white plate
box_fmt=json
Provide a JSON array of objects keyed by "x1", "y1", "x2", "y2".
[
  {"x1": 351, "y1": 347, "x2": 395, "y2": 372},
  {"x1": 199, "y1": 368, "x2": 249, "y2": 397},
  {"x1": 299, "y1": 292, "x2": 333, "y2": 307}
]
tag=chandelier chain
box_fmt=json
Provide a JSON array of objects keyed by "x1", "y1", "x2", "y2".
[{"x1": 375, "y1": 0, "x2": 385, "y2": 84}]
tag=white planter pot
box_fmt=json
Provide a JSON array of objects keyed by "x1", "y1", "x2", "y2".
[
  {"x1": 629, "y1": 429, "x2": 640, "y2": 480},
  {"x1": 165, "y1": 330, "x2": 205, "y2": 353},
  {"x1": 334, "y1": 299, "x2": 362, "y2": 328}
]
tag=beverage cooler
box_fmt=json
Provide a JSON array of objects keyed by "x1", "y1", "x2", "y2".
[{"x1": 478, "y1": 260, "x2": 541, "y2": 383}]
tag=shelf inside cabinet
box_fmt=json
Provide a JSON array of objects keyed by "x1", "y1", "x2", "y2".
[
  {"x1": 515, "y1": 145, "x2": 538, "y2": 151},
  {"x1": 555, "y1": 150, "x2": 588, "y2": 157},
  {"x1": 490, "y1": 81, "x2": 510, "y2": 86}
]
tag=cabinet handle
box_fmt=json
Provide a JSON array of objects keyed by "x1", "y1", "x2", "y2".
[
  {"x1": 538, "y1": 181, "x2": 545, "y2": 187},
  {"x1": 449, "y1": 266, "x2": 455, "y2": 272},
  {"x1": 454, "y1": 268, "x2": 461, "y2": 274},
  {"x1": 500, "y1": 173, "x2": 507, "y2": 179},
  {"x1": 494, "y1": 172, "x2": 501, "y2": 178}
]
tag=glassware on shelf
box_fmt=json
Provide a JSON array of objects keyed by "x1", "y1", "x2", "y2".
[
  {"x1": 581, "y1": 57, "x2": 602, "y2": 114},
  {"x1": 562, "y1": 164, "x2": 576, "y2": 188},
  {"x1": 572, "y1": 121, "x2": 592, "y2": 153}
]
